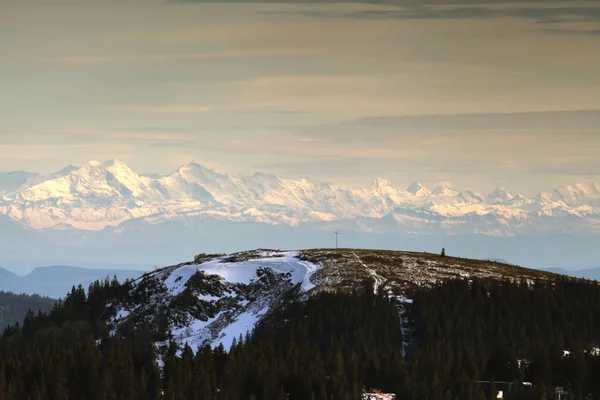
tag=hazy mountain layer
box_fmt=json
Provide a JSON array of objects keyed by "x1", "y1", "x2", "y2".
[{"x1": 0, "y1": 265, "x2": 145, "y2": 298}]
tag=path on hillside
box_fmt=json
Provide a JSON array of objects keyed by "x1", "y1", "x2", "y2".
[
  {"x1": 351, "y1": 252, "x2": 413, "y2": 357},
  {"x1": 352, "y1": 252, "x2": 387, "y2": 294}
]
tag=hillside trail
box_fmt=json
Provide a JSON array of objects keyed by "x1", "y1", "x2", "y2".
[
  {"x1": 351, "y1": 251, "x2": 412, "y2": 356},
  {"x1": 352, "y1": 252, "x2": 387, "y2": 294}
]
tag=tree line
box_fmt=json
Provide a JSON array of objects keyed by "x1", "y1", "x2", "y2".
[{"x1": 1, "y1": 274, "x2": 600, "y2": 399}]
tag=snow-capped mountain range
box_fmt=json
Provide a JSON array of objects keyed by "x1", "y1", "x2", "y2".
[{"x1": 1, "y1": 159, "x2": 600, "y2": 236}]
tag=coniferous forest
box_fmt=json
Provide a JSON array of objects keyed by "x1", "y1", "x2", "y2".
[
  {"x1": 0, "y1": 291, "x2": 55, "y2": 330},
  {"x1": 2, "y1": 276, "x2": 600, "y2": 399}
]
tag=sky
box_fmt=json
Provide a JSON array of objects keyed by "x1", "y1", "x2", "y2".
[{"x1": 1, "y1": 0, "x2": 599, "y2": 195}]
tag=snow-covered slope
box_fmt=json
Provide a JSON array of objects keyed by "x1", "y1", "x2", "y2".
[
  {"x1": 4, "y1": 160, "x2": 167, "y2": 229},
  {"x1": 552, "y1": 183, "x2": 600, "y2": 207},
  {"x1": 109, "y1": 250, "x2": 320, "y2": 352},
  {"x1": 1, "y1": 159, "x2": 600, "y2": 235}
]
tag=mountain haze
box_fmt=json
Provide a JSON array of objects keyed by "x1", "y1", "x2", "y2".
[
  {"x1": 544, "y1": 266, "x2": 600, "y2": 281},
  {"x1": 0, "y1": 265, "x2": 144, "y2": 298}
]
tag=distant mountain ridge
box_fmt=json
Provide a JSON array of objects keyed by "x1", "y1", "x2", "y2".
[
  {"x1": 1, "y1": 159, "x2": 600, "y2": 237},
  {"x1": 0, "y1": 171, "x2": 43, "y2": 196},
  {"x1": 543, "y1": 266, "x2": 600, "y2": 281},
  {"x1": 0, "y1": 265, "x2": 145, "y2": 298}
]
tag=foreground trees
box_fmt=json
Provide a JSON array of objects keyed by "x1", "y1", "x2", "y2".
[{"x1": 1, "y1": 276, "x2": 600, "y2": 399}]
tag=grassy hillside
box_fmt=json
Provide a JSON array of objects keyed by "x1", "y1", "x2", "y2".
[{"x1": 298, "y1": 248, "x2": 559, "y2": 295}]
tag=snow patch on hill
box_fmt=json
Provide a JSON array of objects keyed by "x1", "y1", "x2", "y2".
[
  {"x1": 198, "y1": 251, "x2": 319, "y2": 291},
  {"x1": 109, "y1": 251, "x2": 320, "y2": 352}
]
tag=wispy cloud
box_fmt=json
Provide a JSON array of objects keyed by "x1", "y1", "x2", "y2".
[
  {"x1": 0, "y1": 143, "x2": 134, "y2": 161},
  {"x1": 536, "y1": 28, "x2": 600, "y2": 36},
  {"x1": 174, "y1": 0, "x2": 571, "y2": 5},
  {"x1": 350, "y1": 109, "x2": 600, "y2": 131},
  {"x1": 264, "y1": 4, "x2": 600, "y2": 23},
  {"x1": 2, "y1": 0, "x2": 600, "y2": 193},
  {"x1": 38, "y1": 49, "x2": 319, "y2": 65},
  {"x1": 40, "y1": 128, "x2": 194, "y2": 142},
  {"x1": 109, "y1": 103, "x2": 279, "y2": 114}
]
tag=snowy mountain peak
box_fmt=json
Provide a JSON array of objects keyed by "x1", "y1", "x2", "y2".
[
  {"x1": 183, "y1": 160, "x2": 210, "y2": 170},
  {"x1": 459, "y1": 190, "x2": 485, "y2": 203},
  {"x1": 177, "y1": 161, "x2": 227, "y2": 180},
  {"x1": 488, "y1": 187, "x2": 514, "y2": 203},
  {"x1": 536, "y1": 191, "x2": 554, "y2": 204},
  {"x1": 49, "y1": 165, "x2": 79, "y2": 179},
  {"x1": 370, "y1": 178, "x2": 395, "y2": 190},
  {"x1": 374, "y1": 177, "x2": 390, "y2": 185},
  {"x1": 3, "y1": 159, "x2": 600, "y2": 235},
  {"x1": 406, "y1": 182, "x2": 431, "y2": 197},
  {"x1": 102, "y1": 158, "x2": 128, "y2": 168},
  {"x1": 101, "y1": 159, "x2": 141, "y2": 179},
  {"x1": 16, "y1": 160, "x2": 156, "y2": 205},
  {"x1": 553, "y1": 182, "x2": 600, "y2": 205},
  {"x1": 431, "y1": 184, "x2": 459, "y2": 197}
]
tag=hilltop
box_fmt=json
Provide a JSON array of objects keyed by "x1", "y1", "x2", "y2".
[
  {"x1": 108, "y1": 248, "x2": 559, "y2": 352},
  {"x1": 300, "y1": 248, "x2": 556, "y2": 294}
]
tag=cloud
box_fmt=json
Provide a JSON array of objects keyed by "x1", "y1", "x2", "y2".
[
  {"x1": 35, "y1": 110, "x2": 600, "y2": 163},
  {"x1": 40, "y1": 128, "x2": 194, "y2": 142},
  {"x1": 263, "y1": 4, "x2": 600, "y2": 23},
  {"x1": 350, "y1": 109, "x2": 600, "y2": 131},
  {"x1": 214, "y1": 73, "x2": 553, "y2": 116},
  {"x1": 3, "y1": 110, "x2": 600, "y2": 194},
  {"x1": 253, "y1": 151, "x2": 600, "y2": 191},
  {"x1": 527, "y1": 160, "x2": 600, "y2": 176},
  {"x1": 174, "y1": 0, "x2": 568, "y2": 5},
  {"x1": 536, "y1": 29, "x2": 600, "y2": 36},
  {"x1": 0, "y1": 143, "x2": 134, "y2": 161},
  {"x1": 273, "y1": 109, "x2": 600, "y2": 181},
  {"x1": 286, "y1": 110, "x2": 600, "y2": 151},
  {"x1": 110, "y1": 103, "x2": 279, "y2": 114},
  {"x1": 39, "y1": 49, "x2": 319, "y2": 65}
]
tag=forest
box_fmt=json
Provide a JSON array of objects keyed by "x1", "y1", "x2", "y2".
[
  {"x1": 1, "y1": 275, "x2": 600, "y2": 399},
  {"x1": 0, "y1": 291, "x2": 55, "y2": 330}
]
